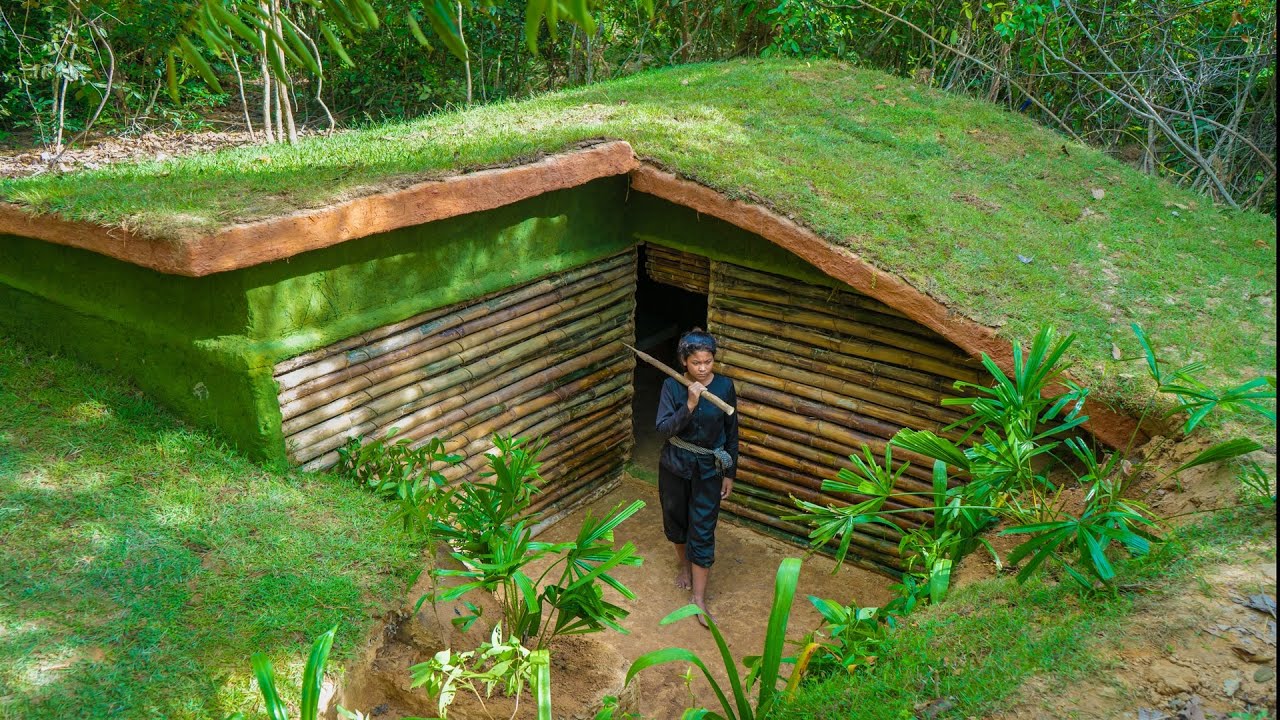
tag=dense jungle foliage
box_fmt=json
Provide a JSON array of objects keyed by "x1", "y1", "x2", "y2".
[{"x1": 1, "y1": 0, "x2": 1274, "y2": 209}]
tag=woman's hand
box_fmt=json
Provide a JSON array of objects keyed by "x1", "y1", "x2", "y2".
[
  {"x1": 720, "y1": 476, "x2": 733, "y2": 500},
  {"x1": 686, "y1": 382, "x2": 705, "y2": 411}
]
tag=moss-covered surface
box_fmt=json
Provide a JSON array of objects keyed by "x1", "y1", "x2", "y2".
[
  {"x1": 0, "y1": 180, "x2": 632, "y2": 460},
  {"x1": 2, "y1": 59, "x2": 1273, "y2": 403}
]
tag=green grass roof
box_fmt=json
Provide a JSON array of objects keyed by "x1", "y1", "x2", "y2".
[{"x1": 2, "y1": 59, "x2": 1275, "y2": 402}]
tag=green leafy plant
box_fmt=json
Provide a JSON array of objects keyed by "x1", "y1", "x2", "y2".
[
  {"x1": 793, "y1": 323, "x2": 1274, "y2": 599},
  {"x1": 226, "y1": 625, "x2": 345, "y2": 720},
  {"x1": 337, "y1": 430, "x2": 461, "y2": 540},
  {"x1": 624, "y1": 558, "x2": 802, "y2": 720},
  {"x1": 408, "y1": 623, "x2": 552, "y2": 720},
  {"x1": 790, "y1": 596, "x2": 892, "y2": 681},
  {"x1": 784, "y1": 445, "x2": 906, "y2": 568},
  {"x1": 419, "y1": 435, "x2": 645, "y2": 650}
]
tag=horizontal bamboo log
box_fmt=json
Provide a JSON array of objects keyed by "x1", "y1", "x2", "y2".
[
  {"x1": 285, "y1": 321, "x2": 628, "y2": 458},
  {"x1": 737, "y1": 452, "x2": 932, "y2": 525},
  {"x1": 718, "y1": 336, "x2": 966, "y2": 408},
  {"x1": 713, "y1": 322, "x2": 961, "y2": 395},
  {"x1": 712, "y1": 261, "x2": 906, "y2": 320},
  {"x1": 737, "y1": 456, "x2": 925, "y2": 530},
  {"x1": 708, "y1": 307, "x2": 982, "y2": 383},
  {"x1": 718, "y1": 500, "x2": 905, "y2": 576},
  {"x1": 301, "y1": 361, "x2": 632, "y2": 471},
  {"x1": 737, "y1": 423, "x2": 936, "y2": 490},
  {"x1": 526, "y1": 455, "x2": 629, "y2": 515},
  {"x1": 725, "y1": 366, "x2": 962, "y2": 442},
  {"x1": 437, "y1": 368, "x2": 633, "y2": 461},
  {"x1": 280, "y1": 283, "x2": 634, "y2": 425},
  {"x1": 739, "y1": 441, "x2": 932, "y2": 512},
  {"x1": 647, "y1": 269, "x2": 708, "y2": 294},
  {"x1": 529, "y1": 462, "x2": 628, "y2": 519},
  {"x1": 718, "y1": 348, "x2": 964, "y2": 426},
  {"x1": 276, "y1": 249, "x2": 634, "y2": 381},
  {"x1": 725, "y1": 489, "x2": 906, "y2": 560},
  {"x1": 714, "y1": 295, "x2": 970, "y2": 365},
  {"x1": 528, "y1": 475, "x2": 624, "y2": 538},
  {"x1": 732, "y1": 468, "x2": 908, "y2": 540},
  {"x1": 286, "y1": 332, "x2": 630, "y2": 462},
  {"x1": 736, "y1": 380, "x2": 899, "y2": 442},
  {"x1": 278, "y1": 263, "x2": 634, "y2": 403},
  {"x1": 713, "y1": 276, "x2": 943, "y2": 343},
  {"x1": 735, "y1": 398, "x2": 965, "y2": 482},
  {"x1": 282, "y1": 294, "x2": 632, "y2": 435}
]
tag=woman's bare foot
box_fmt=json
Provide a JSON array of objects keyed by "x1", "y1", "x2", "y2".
[
  {"x1": 675, "y1": 565, "x2": 692, "y2": 590},
  {"x1": 692, "y1": 596, "x2": 712, "y2": 629}
]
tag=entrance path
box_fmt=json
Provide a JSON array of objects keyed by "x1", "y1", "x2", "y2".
[{"x1": 533, "y1": 474, "x2": 895, "y2": 717}]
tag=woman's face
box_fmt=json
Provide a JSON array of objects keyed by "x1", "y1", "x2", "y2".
[{"x1": 683, "y1": 349, "x2": 715, "y2": 384}]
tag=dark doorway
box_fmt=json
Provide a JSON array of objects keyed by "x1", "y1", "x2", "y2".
[{"x1": 630, "y1": 245, "x2": 709, "y2": 478}]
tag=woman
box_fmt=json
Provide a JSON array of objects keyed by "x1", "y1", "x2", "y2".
[{"x1": 654, "y1": 328, "x2": 739, "y2": 626}]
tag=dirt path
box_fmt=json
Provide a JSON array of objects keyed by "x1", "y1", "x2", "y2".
[{"x1": 334, "y1": 475, "x2": 893, "y2": 719}]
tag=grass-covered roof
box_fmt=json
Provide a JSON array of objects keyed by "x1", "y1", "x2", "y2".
[{"x1": 2, "y1": 58, "x2": 1274, "y2": 405}]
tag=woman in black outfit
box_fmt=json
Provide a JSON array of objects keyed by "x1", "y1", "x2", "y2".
[{"x1": 655, "y1": 328, "x2": 739, "y2": 626}]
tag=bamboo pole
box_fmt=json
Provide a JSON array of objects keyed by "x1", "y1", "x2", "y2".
[
  {"x1": 719, "y1": 501, "x2": 905, "y2": 575},
  {"x1": 712, "y1": 322, "x2": 962, "y2": 395},
  {"x1": 725, "y1": 490, "x2": 906, "y2": 559},
  {"x1": 624, "y1": 344, "x2": 735, "y2": 416},
  {"x1": 528, "y1": 475, "x2": 624, "y2": 538},
  {"x1": 280, "y1": 284, "x2": 633, "y2": 425},
  {"x1": 708, "y1": 308, "x2": 982, "y2": 383},
  {"x1": 737, "y1": 409, "x2": 962, "y2": 486},
  {"x1": 718, "y1": 348, "x2": 964, "y2": 426},
  {"x1": 282, "y1": 294, "x2": 632, "y2": 435},
  {"x1": 737, "y1": 424, "x2": 937, "y2": 491},
  {"x1": 282, "y1": 314, "x2": 630, "y2": 453},
  {"x1": 718, "y1": 336, "x2": 967, "y2": 407},
  {"x1": 277, "y1": 263, "x2": 633, "y2": 403},
  {"x1": 712, "y1": 274, "x2": 944, "y2": 342},
  {"x1": 724, "y1": 366, "x2": 963, "y2": 441},
  {"x1": 287, "y1": 338, "x2": 629, "y2": 463},
  {"x1": 739, "y1": 441, "x2": 932, "y2": 513},
  {"x1": 713, "y1": 295, "x2": 971, "y2": 365},
  {"x1": 736, "y1": 454, "x2": 932, "y2": 525},
  {"x1": 712, "y1": 261, "x2": 907, "y2": 320}
]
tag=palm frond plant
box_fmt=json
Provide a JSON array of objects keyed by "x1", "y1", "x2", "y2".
[{"x1": 622, "y1": 558, "x2": 803, "y2": 720}]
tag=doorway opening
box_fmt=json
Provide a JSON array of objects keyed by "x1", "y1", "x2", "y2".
[{"x1": 629, "y1": 244, "x2": 708, "y2": 477}]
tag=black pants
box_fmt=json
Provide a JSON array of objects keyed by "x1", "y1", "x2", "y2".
[{"x1": 659, "y1": 465, "x2": 722, "y2": 568}]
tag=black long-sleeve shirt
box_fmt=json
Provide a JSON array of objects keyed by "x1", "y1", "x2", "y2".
[{"x1": 655, "y1": 374, "x2": 739, "y2": 481}]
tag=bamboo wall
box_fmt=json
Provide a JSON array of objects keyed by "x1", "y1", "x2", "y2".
[
  {"x1": 273, "y1": 249, "x2": 637, "y2": 513},
  {"x1": 707, "y1": 261, "x2": 984, "y2": 576},
  {"x1": 644, "y1": 243, "x2": 710, "y2": 294}
]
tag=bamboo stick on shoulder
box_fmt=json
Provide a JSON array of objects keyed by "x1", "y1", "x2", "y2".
[{"x1": 624, "y1": 344, "x2": 735, "y2": 416}]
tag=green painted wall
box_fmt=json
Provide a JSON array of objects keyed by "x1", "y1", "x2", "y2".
[{"x1": 0, "y1": 178, "x2": 631, "y2": 462}]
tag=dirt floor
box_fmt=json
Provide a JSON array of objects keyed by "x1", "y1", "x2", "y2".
[{"x1": 332, "y1": 474, "x2": 895, "y2": 719}]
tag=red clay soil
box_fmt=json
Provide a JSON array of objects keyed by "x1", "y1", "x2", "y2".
[
  {"x1": 0, "y1": 143, "x2": 1145, "y2": 446},
  {"x1": 332, "y1": 475, "x2": 895, "y2": 719}
]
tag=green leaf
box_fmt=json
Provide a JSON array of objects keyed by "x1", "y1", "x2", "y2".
[
  {"x1": 250, "y1": 653, "x2": 289, "y2": 720},
  {"x1": 1175, "y1": 439, "x2": 1262, "y2": 473},
  {"x1": 625, "y1": 648, "x2": 735, "y2": 720},
  {"x1": 301, "y1": 626, "x2": 338, "y2": 720},
  {"x1": 178, "y1": 36, "x2": 224, "y2": 93},
  {"x1": 758, "y1": 558, "x2": 801, "y2": 715},
  {"x1": 531, "y1": 648, "x2": 552, "y2": 720}
]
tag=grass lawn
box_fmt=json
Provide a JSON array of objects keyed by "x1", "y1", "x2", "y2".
[
  {"x1": 2, "y1": 60, "x2": 1273, "y2": 405},
  {"x1": 0, "y1": 336, "x2": 419, "y2": 720},
  {"x1": 776, "y1": 505, "x2": 1277, "y2": 719}
]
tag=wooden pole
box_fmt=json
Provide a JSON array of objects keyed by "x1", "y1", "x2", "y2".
[{"x1": 623, "y1": 343, "x2": 735, "y2": 416}]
